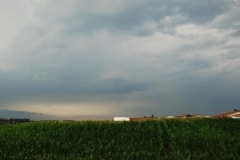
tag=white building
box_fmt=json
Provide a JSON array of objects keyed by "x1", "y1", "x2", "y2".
[
  {"x1": 165, "y1": 116, "x2": 177, "y2": 119},
  {"x1": 113, "y1": 117, "x2": 130, "y2": 121}
]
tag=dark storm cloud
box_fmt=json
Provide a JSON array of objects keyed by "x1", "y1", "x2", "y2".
[
  {"x1": 177, "y1": 77, "x2": 240, "y2": 114},
  {"x1": 60, "y1": 0, "x2": 232, "y2": 36},
  {"x1": 91, "y1": 78, "x2": 150, "y2": 94}
]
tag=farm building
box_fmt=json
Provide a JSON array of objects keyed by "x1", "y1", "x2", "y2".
[
  {"x1": 114, "y1": 115, "x2": 157, "y2": 121},
  {"x1": 113, "y1": 117, "x2": 130, "y2": 121},
  {"x1": 165, "y1": 116, "x2": 177, "y2": 119},
  {"x1": 215, "y1": 109, "x2": 240, "y2": 119},
  {"x1": 227, "y1": 112, "x2": 240, "y2": 119}
]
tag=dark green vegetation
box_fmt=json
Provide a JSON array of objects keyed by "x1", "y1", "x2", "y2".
[{"x1": 0, "y1": 119, "x2": 240, "y2": 160}]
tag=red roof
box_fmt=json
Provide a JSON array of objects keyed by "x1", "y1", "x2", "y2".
[{"x1": 214, "y1": 110, "x2": 238, "y2": 117}]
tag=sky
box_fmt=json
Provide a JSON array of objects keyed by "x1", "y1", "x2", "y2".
[{"x1": 1, "y1": 0, "x2": 240, "y2": 119}]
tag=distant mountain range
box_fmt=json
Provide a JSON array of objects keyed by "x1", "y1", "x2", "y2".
[
  {"x1": 0, "y1": 109, "x2": 56, "y2": 120},
  {"x1": 0, "y1": 109, "x2": 113, "y2": 121}
]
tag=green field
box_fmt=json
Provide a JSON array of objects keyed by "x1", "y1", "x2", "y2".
[{"x1": 0, "y1": 118, "x2": 239, "y2": 159}]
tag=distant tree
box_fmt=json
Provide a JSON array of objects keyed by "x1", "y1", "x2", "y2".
[{"x1": 185, "y1": 114, "x2": 192, "y2": 117}]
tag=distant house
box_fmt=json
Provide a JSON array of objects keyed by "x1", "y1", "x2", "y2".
[
  {"x1": 165, "y1": 116, "x2": 177, "y2": 119},
  {"x1": 215, "y1": 109, "x2": 240, "y2": 119},
  {"x1": 113, "y1": 117, "x2": 130, "y2": 121},
  {"x1": 114, "y1": 115, "x2": 157, "y2": 121},
  {"x1": 228, "y1": 112, "x2": 240, "y2": 119}
]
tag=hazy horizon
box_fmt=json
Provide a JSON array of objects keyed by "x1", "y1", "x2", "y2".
[
  {"x1": 0, "y1": 107, "x2": 234, "y2": 121},
  {"x1": 0, "y1": 109, "x2": 115, "y2": 121}
]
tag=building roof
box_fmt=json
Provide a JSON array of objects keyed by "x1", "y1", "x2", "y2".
[
  {"x1": 228, "y1": 112, "x2": 240, "y2": 117},
  {"x1": 214, "y1": 110, "x2": 240, "y2": 118},
  {"x1": 165, "y1": 116, "x2": 177, "y2": 119}
]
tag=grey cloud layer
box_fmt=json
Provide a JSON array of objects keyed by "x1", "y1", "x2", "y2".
[
  {"x1": 26, "y1": 0, "x2": 235, "y2": 36},
  {"x1": 0, "y1": 0, "x2": 240, "y2": 117},
  {"x1": 58, "y1": 0, "x2": 230, "y2": 37}
]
